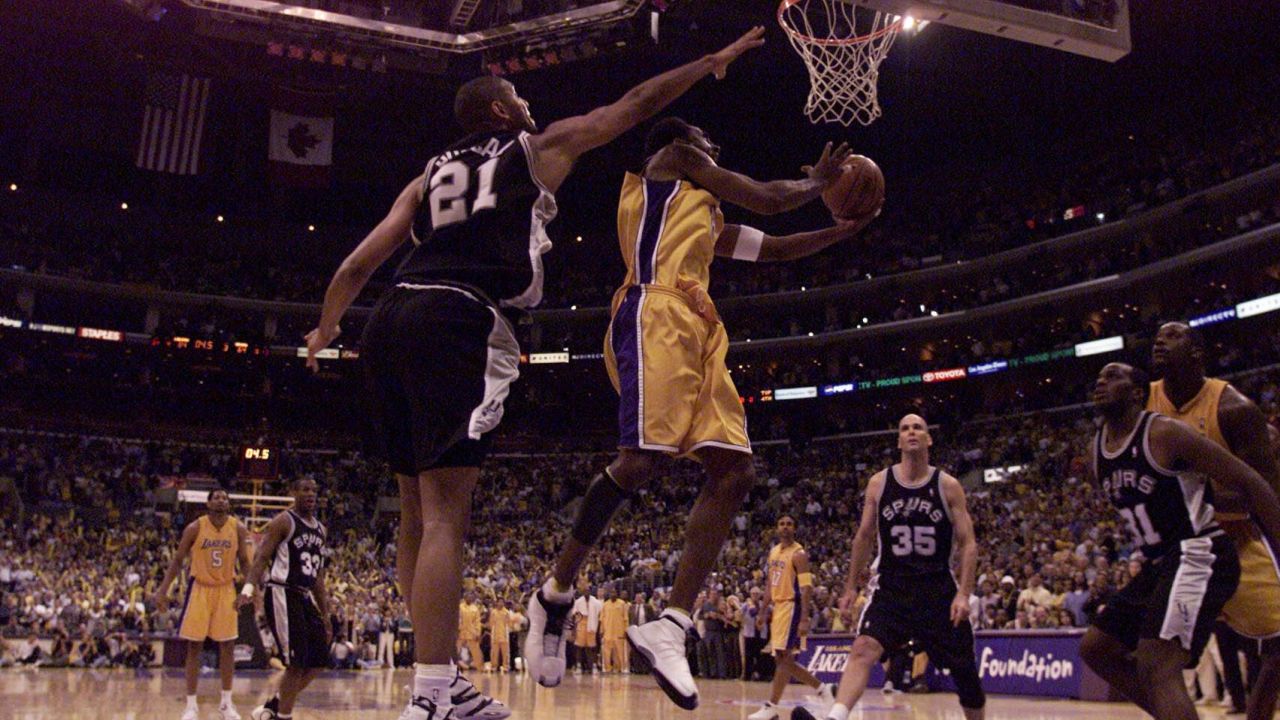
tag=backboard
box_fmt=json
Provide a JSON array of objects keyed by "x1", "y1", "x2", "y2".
[{"x1": 853, "y1": 0, "x2": 1131, "y2": 61}]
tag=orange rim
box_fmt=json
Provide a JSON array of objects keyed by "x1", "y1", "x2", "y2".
[{"x1": 777, "y1": 0, "x2": 903, "y2": 47}]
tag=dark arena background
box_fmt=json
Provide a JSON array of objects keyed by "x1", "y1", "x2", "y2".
[{"x1": 2, "y1": 0, "x2": 1279, "y2": 718}]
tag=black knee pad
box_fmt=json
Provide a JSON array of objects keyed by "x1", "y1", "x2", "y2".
[
  {"x1": 570, "y1": 470, "x2": 634, "y2": 546},
  {"x1": 951, "y1": 662, "x2": 986, "y2": 709}
]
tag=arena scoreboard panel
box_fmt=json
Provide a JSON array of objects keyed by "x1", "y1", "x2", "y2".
[{"x1": 239, "y1": 445, "x2": 280, "y2": 479}]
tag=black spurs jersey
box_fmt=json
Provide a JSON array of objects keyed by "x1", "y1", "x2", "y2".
[
  {"x1": 269, "y1": 510, "x2": 327, "y2": 590},
  {"x1": 1093, "y1": 411, "x2": 1218, "y2": 558},
  {"x1": 395, "y1": 130, "x2": 556, "y2": 308},
  {"x1": 873, "y1": 466, "x2": 955, "y2": 590}
]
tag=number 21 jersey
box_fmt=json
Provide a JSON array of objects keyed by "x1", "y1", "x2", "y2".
[
  {"x1": 396, "y1": 130, "x2": 556, "y2": 309},
  {"x1": 1093, "y1": 411, "x2": 1217, "y2": 558}
]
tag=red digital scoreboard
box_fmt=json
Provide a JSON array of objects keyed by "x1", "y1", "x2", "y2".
[{"x1": 239, "y1": 446, "x2": 280, "y2": 479}]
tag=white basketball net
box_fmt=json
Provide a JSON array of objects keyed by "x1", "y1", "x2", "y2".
[{"x1": 778, "y1": 0, "x2": 902, "y2": 126}]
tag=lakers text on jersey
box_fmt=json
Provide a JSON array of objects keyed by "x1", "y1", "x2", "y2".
[{"x1": 178, "y1": 515, "x2": 240, "y2": 643}]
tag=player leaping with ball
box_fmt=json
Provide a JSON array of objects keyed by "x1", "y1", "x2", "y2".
[{"x1": 526, "y1": 117, "x2": 880, "y2": 710}]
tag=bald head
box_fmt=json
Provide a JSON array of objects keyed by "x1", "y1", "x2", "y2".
[{"x1": 897, "y1": 414, "x2": 932, "y2": 455}]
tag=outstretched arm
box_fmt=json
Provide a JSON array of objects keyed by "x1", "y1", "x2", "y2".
[
  {"x1": 528, "y1": 27, "x2": 765, "y2": 193},
  {"x1": 306, "y1": 174, "x2": 425, "y2": 370},
  {"x1": 663, "y1": 141, "x2": 851, "y2": 215},
  {"x1": 713, "y1": 214, "x2": 876, "y2": 263},
  {"x1": 1157, "y1": 416, "x2": 1280, "y2": 552}
]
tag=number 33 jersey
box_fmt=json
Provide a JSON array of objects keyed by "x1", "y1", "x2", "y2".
[
  {"x1": 1093, "y1": 411, "x2": 1218, "y2": 558},
  {"x1": 398, "y1": 130, "x2": 556, "y2": 309},
  {"x1": 269, "y1": 511, "x2": 328, "y2": 590}
]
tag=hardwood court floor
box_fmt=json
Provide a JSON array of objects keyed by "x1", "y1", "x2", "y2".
[{"x1": 0, "y1": 667, "x2": 1240, "y2": 719}]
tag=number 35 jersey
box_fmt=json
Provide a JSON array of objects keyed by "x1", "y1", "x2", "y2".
[
  {"x1": 269, "y1": 511, "x2": 328, "y2": 590},
  {"x1": 1093, "y1": 411, "x2": 1218, "y2": 558},
  {"x1": 873, "y1": 466, "x2": 954, "y2": 591},
  {"x1": 397, "y1": 130, "x2": 556, "y2": 309}
]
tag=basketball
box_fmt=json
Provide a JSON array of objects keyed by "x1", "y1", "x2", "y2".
[{"x1": 823, "y1": 155, "x2": 885, "y2": 220}]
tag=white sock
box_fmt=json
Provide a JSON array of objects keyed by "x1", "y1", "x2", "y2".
[
  {"x1": 414, "y1": 663, "x2": 455, "y2": 706},
  {"x1": 542, "y1": 577, "x2": 573, "y2": 603},
  {"x1": 660, "y1": 608, "x2": 693, "y2": 632},
  {"x1": 828, "y1": 702, "x2": 850, "y2": 720},
  {"x1": 220, "y1": 690, "x2": 233, "y2": 707},
  {"x1": 186, "y1": 695, "x2": 198, "y2": 710}
]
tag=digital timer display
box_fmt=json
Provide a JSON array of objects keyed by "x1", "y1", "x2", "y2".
[{"x1": 239, "y1": 446, "x2": 280, "y2": 479}]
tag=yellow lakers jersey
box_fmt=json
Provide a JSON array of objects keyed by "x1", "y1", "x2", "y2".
[
  {"x1": 1148, "y1": 378, "x2": 1242, "y2": 518},
  {"x1": 1147, "y1": 378, "x2": 1229, "y2": 448},
  {"x1": 191, "y1": 515, "x2": 238, "y2": 586},
  {"x1": 459, "y1": 602, "x2": 482, "y2": 637},
  {"x1": 767, "y1": 542, "x2": 803, "y2": 603},
  {"x1": 490, "y1": 608, "x2": 511, "y2": 637},
  {"x1": 615, "y1": 172, "x2": 723, "y2": 293},
  {"x1": 601, "y1": 599, "x2": 629, "y2": 638}
]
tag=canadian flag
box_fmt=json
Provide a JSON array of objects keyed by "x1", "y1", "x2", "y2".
[{"x1": 268, "y1": 89, "x2": 334, "y2": 187}]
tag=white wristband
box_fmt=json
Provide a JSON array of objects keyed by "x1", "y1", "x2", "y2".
[
  {"x1": 731, "y1": 226, "x2": 764, "y2": 262},
  {"x1": 241, "y1": 582, "x2": 256, "y2": 598}
]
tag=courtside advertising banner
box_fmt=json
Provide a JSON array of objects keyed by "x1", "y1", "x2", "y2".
[{"x1": 798, "y1": 631, "x2": 1086, "y2": 698}]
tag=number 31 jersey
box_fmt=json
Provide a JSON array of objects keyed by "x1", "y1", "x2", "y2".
[
  {"x1": 269, "y1": 511, "x2": 328, "y2": 590},
  {"x1": 873, "y1": 466, "x2": 954, "y2": 590},
  {"x1": 396, "y1": 130, "x2": 556, "y2": 309},
  {"x1": 1093, "y1": 411, "x2": 1218, "y2": 558}
]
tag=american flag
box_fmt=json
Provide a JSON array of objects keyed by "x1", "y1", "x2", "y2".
[{"x1": 135, "y1": 73, "x2": 210, "y2": 175}]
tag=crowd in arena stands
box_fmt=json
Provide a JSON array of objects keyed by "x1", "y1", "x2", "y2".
[
  {"x1": 4, "y1": 364, "x2": 1277, "y2": 673},
  {"x1": 2, "y1": 95, "x2": 1277, "y2": 315},
  {"x1": 4, "y1": 257, "x2": 1276, "y2": 449}
]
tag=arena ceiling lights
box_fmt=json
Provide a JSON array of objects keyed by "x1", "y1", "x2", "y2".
[{"x1": 177, "y1": 0, "x2": 649, "y2": 54}]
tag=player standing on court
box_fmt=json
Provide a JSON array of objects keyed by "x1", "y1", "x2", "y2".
[
  {"x1": 1148, "y1": 321, "x2": 1280, "y2": 720},
  {"x1": 305, "y1": 28, "x2": 767, "y2": 720},
  {"x1": 747, "y1": 515, "x2": 834, "y2": 720},
  {"x1": 155, "y1": 487, "x2": 253, "y2": 720},
  {"x1": 526, "y1": 116, "x2": 878, "y2": 710},
  {"x1": 795, "y1": 414, "x2": 984, "y2": 720},
  {"x1": 1081, "y1": 362, "x2": 1280, "y2": 720},
  {"x1": 238, "y1": 477, "x2": 330, "y2": 720}
]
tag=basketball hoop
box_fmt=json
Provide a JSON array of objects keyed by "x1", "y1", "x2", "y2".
[{"x1": 778, "y1": 0, "x2": 902, "y2": 126}]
